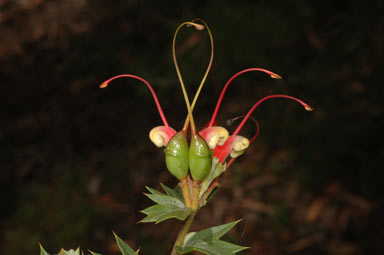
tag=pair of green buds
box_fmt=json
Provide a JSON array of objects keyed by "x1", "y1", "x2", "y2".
[{"x1": 165, "y1": 131, "x2": 211, "y2": 181}]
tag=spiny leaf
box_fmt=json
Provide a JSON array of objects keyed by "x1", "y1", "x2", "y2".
[
  {"x1": 160, "y1": 183, "x2": 183, "y2": 201},
  {"x1": 140, "y1": 204, "x2": 192, "y2": 223},
  {"x1": 145, "y1": 186, "x2": 165, "y2": 196},
  {"x1": 144, "y1": 192, "x2": 185, "y2": 207},
  {"x1": 58, "y1": 248, "x2": 81, "y2": 255},
  {"x1": 178, "y1": 240, "x2": 247, "y2": 255},
  {"x1": 186, "y1": 220, "x2": 242, "y2": 245},
  {"x1": 145, "y1": 185, "x2": 184, "y2": 207},
  {"x1": 140, "y1": 186, "x2": 191, "y2": 223},
  {"x1": 39, "y1": 245, "x2": 84, "y2": 255},
  {"x1": 113, "y1": 232, "x2": 138, "y2": 255},
  {"x1": 176, "y1": 220, "x2": 248, "y2": 255},
  {"x1": 39, "y1": 244, "x2": 50, "y2": 255},
  {"x1": 88, "y1": 251, "x2": 103, "y2": 255}
]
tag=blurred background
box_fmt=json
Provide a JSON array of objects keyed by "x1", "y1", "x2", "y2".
[{"x1": 1, "y1": 0, "x2": 383, "y2": 254}]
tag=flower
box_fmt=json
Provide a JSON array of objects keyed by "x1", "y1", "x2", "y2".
[{"x1": 100, "y1": 19, "x2": 312, "y2": 209}]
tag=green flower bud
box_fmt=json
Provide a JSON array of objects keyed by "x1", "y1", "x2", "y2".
[
  {"x1": 189, "y1": 134, "x2": 212, "y2": 181},
  {"x1": 164, "y1": 131, "x2": 189, "y2": 179}
]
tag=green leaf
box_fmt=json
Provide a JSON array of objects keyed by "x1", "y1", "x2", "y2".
[
  {"x1": 140, "y1": 204, "x2": 192, "y2": 223},
  {"x1": 145, "y1": 186, "x2": 165, "y2": 196},
  {"x1": 88, "y1": 251, "x2": 103, "y2": 255},
  {"x1": 175, "y1": 245, "x2": 194, "y2": 254},
  {"x1": 58, "y1": 248, "x2": 81, "y2": 255},
  {"x1": 199, "y1": 158, "x2": 226, "y2": 199},
  {"x1": 145, "y1": 185, "x2": 185, "y2": 207},
  {"x1": 187, "y1": 220, "x2": 241, "y2": 244},
  {"x1": 160, "y1": 183, "x2": 183, "y2": 202},
  {"x1": 179, "y1": 240, "x2": 247, "y2": 255},
  {"x1": 140, "y1": 186, "x2": 192, "y2": 223},
  {"x1": 176, "y1": 220, "x2": 248, "y2": 255},
  {"x1": 39, "y1": 245, "x2": 84, "y2": 255},
  {"x1": 144, "y1": 192, "x2": 185, "y2": 207},
  {"x1": 113, "y1": 232, "x2": 138, "y2": 255},
  {"x1": 39, "y1": 244, "x2": 50, "y2": 255},
  {"x1": 206, "y1": 186, "x2": 219, "y2": 202}
]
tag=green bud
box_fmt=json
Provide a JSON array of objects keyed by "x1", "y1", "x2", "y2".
[
  {"x1": 189, "y1": 134, "x2": 212, "y2": 181},
  {"x1": 164, "y1": 131, "x2": 189, "y2": 179}
]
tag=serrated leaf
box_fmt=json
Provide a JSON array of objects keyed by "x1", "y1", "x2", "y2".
[
  {"x1": 39, "y1": 245, "x2": 83, "y2": 255},
  {"x1": 39, "y1": 244, "x2": 50, "y2": 255},
  {"x1": 140, "y1": 186, "x2": 191, "y2": 223},
  {"x1": 186, "y1": 240, "x2": 247, "y2": 255},
  {"x1": 177, "y1": 220, "x2": 248, "y2": 255},
  {"x1": 140, "y1": 204, "x2": 192, "y2": 223},
  {"x1": 186, "y1": 220, "x2": 242, "y2": 245},
  {"x1": 88, "y1": 251, "x2": 103, "y2": 255},
  {"x1": 160, "y1": 183, "x2": 183, "y2": 201},
  {"x1": 145, "y1": 185, "x2": 184, "y2": 207},
  {"x1": 145, "y1": 186, "x2": 165, "y2": 196},
  {"x1": 175, "y1": 245, "x2": 194, "y2": 254},
  {"x1": 58, "y1": 248, "x2": 81, "y2": 255},
  {"x1": 113, "y1": 232, "x2": 138, "y2": 255},
  {"x1": 144, "y1": 192, "x2": 184, "y2": 207}
]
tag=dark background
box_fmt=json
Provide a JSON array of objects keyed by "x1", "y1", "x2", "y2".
[{"x1": 1, "y1": 1, "x2": 383, "y2": 254}]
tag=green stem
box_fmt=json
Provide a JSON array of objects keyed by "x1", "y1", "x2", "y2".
[
  {"x1": 179, "y1": 178, "x2": 192, "y2": 208},
  {"x1": 170, "y1": 212, "x2": 197, "y2": 255},
  {"x1": 191, "y1": 180, "x2": 201, "y2": 211}
]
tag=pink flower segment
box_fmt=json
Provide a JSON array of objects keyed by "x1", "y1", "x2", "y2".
[{"x1": 199, "y1": 68, "x2": 313, "y2": 165}]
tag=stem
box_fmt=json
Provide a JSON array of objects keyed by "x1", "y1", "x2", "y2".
[
  {"x1": 200, "y1": 179, "x2": 220, "y2": 207},
  {"x1": 191, "y1": 180, "x2": 201, "y2": 211},
  {"x1": 179, "y1": 177, "x2": 192, "y2": 208},
  {"x1": 170, "y1": 212, "x2": 197, "y2": 255},
  {"x1": 226, "y1": 157, "x2": 236, "y2": 169}
]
